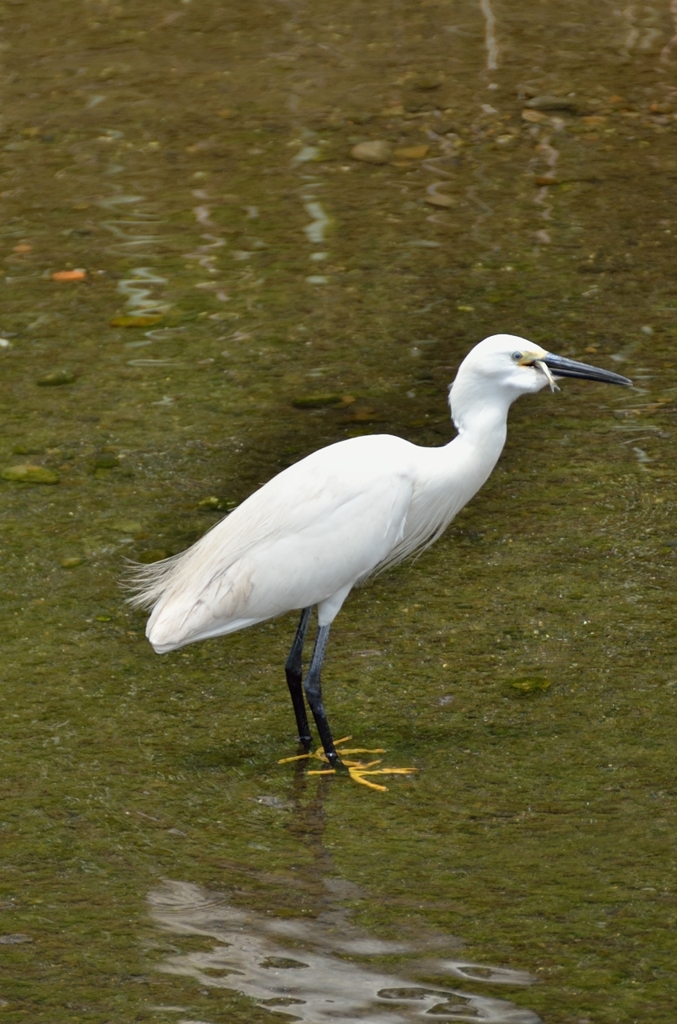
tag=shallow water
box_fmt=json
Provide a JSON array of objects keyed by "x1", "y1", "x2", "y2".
[
  {"x1": 1, "y1": 1, "x2": 677, "y2": 1021},
  {"x1": 149, "y1": 872, "x2": 540, "y2": 1024}
]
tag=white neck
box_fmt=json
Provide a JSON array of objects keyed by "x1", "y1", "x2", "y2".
[
  {"x1": 446, "y1": 388, "x2": 511, "y2": 496},
  {"x1": 382, "y1": 386, "x2": 513, "y2": 570}
]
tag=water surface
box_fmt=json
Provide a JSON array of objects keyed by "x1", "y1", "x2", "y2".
[{"x1": 1, "y1": 1, "x2": 677, "y2": 1022}]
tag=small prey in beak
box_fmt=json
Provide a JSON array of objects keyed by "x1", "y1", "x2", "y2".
[{"x1": 534, "y1": 359, "x2": 559, "y2": 392}]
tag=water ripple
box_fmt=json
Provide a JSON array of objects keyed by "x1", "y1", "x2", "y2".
[{"x1": 149, "y1": 880, "x2": 541, "y2": 1024}]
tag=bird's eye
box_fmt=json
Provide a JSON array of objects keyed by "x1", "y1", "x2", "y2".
[{"x1": 512, "y1": 351, "x2": 523, "y2": 361}]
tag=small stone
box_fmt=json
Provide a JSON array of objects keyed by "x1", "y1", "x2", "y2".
[
  {"x1": 61, "y1": 556, "x2": 85, "y2": 568},
  {"x1": 346, "y1": 407, "x2": 382, "y2": 423},
  {"x1": 350, "y1": 140, "x2": 392, "y2": 164},
  {"x1": 1, "y1": 464, "x2": 59, "y2": 484},
  {"x1": 292, "y1": 393, "x2": 344, "y2": 409},
  {"x1": 0, "y1": 934, "x2": 32, "y2": 944},
  {"x1": 525, "y1": 95, "x2": 577, "y2": 111},
  {"x1": 36, "y1": 369, "x2": 75, "y2": 386},
  {"x1": 534, "y1": 174, "x2": 557, "y2": 186},
  {"x1": 185, "y1": 137, "x2": 227, "y2": 154},
  {"x1": 425, "y1": 193, "x2": 455, "y2": 208},
  {"x1": 92, "y1": 454, "x2": 119, "y2": 470},
  {"x1": 51, "y1": 269, "x2": 86, "y2": 281},
  {"x1": 393, "y1": 145, "x2": 429, "y2": 160},
  {"x1": 411, "y1": 75, "x2": 443, "y2": 91},
  {"x1": 521, "y1": 109, "x2": 547, "y2": 123},
  {"x1": 509, "y1": 677, "x2": 552, "y2": 695}
]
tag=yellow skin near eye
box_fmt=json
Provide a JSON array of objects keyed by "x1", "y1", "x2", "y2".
[{"x1": 514, "y1": 348, "x2": 559, "y2": 391}]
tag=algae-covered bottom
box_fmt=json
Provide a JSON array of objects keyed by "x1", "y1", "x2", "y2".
[{"x1": 1, "y1": 0, "x2": 677, "y2": 1021}]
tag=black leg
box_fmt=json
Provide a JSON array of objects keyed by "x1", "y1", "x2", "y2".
[
  {"x1": 285, "y1": 607, "x2": 313, "y2": 749},
  {"x1": 303, "y1": 623, "x2": 341, "y2": 769}
]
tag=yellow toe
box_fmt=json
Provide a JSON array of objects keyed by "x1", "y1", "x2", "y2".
[{"x1": 279, "y1": 737, "x2": 417, "y2": 791}]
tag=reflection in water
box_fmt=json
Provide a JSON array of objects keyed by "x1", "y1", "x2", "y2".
[
  {"x1": 303, "y1": 201, "x2": 331, "y2": 244},
  {"x1": 149, "y1": 770, "x2": 539, "y2": 1024},
  {"x1": 660, "y1": 2, "x2": 677, "y2": 62},
  {"x1": 149, "y1": 880, "x2": 540, "y2": 1024},
  {"x1": 116, "y1": 267, "x2": 172, "y2": 319},
  {"x1": 478, "y1": 0, "x2": 499, "y2": 71}
]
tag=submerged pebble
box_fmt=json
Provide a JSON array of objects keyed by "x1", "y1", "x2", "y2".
[
  {"x1": 51, "y1": 269, "x2": 86, "y2": 282},
  {"x1": 92, "y1": 454, "x2": 120, "y2": 470},
  {"x1": 509, "y1": 677, "x2": 552, "y2": 696},
  {"x1": 1, "y1": 464, "x2": 59, "y2": 484},
  {"x1": 525, "y1": 95, "x2": 577, "y2": 112},
  {"x1": 61, "y1": 556, "x2": 85, "y2": 569},
  {"x1": 425, "y1": 190, "x2": 455, "y2": 208},
  {"x1": 394, "y1": 145, "x2": 430, "y2": 160},
  {"x1": 345, "y1": 407, "x2": 382, "y2": 423},
  {"x1": 36, "y1": 369, "x2": 76, "y2": 386},
  {"x1": 350, "y1": 140, "x2": 392, "y2": 164}
]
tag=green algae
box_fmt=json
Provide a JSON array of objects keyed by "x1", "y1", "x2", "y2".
[
  {"x1": 0, "y1": 1, "x2": 676, "y2": 1022},
  {"x1": 1, "y1": 464, "x2": 60, "y2": 484}
]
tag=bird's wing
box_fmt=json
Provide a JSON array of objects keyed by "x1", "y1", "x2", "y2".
[{"x1": 139, "y1": 435, "x2": 417, "y2": 650}]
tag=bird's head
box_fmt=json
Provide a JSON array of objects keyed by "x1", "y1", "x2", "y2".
[{"x1": 449, "y1": 334, "x2": 632, "y2": 430}]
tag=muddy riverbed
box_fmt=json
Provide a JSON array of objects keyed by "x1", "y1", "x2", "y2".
[{"x1": 1, "y1": 2, "x2": 677, "y2": 1022}]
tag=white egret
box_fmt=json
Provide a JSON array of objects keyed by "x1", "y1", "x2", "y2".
[{"x1": 130, "y1": 335, "x2": 631, "y2": 787}]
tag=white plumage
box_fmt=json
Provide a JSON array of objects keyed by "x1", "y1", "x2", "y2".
[{"x1": 130, "y1": 334, "x2": 630, "y2": 770}]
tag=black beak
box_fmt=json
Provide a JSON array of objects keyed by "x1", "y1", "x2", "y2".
[{"x1": 542, "y1": 353, "x2": 632, "y2": 387}]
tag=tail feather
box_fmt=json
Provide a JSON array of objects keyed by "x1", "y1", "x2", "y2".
[{"x1": 124, "y1": 551, "x2": 187, "y2": 610}]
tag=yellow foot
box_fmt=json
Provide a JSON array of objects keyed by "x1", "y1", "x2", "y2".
[
  {"x1": 278, "y1": 736, "x2": 417, "y2": 792},
  {"x1": 278, "y1": 735, "x2": 384, "y2": 765}
]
